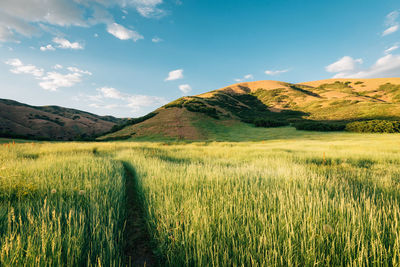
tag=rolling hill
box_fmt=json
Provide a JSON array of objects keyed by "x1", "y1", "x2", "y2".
[
  {"x1": 0, "y1": 99, "x2": 125, "y2": 140},
  {"x1": 99, "y1": 78, "x2": 400, "y2": 140}
]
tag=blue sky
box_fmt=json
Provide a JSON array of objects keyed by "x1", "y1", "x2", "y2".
[{"x1": 1, "y1": 0, "x2": 400, "y2": 117}]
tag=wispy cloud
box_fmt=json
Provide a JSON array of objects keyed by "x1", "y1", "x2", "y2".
[
  {"x1": 385, "y1": 44, "x2": 399, "y2": 54},
  {"x1": 40, "y1": 37, "x2": 84, "y2": 52},
  {"x1": 382, "y1": 10, "x2": 399, "y2": 36},
  {"x1": 106, "y1": 22, "x2": 143, "y2": 41},
  {"x1": 98, "y1": 87, "x2": 124, "y2": 99},
  {"x1": 40, "y1": 44, "x2": 55, "y2": 51},
  {"x1": 53, "y1": 37, "x2": 84, "y2": 49},
  {"x1": 78, "y1": 86, "x2": 168, "y2": 115},
  {"x1": 152, "y1": 36, "x2": 163, "y2": 43},
  {"x1": 383, "y1": 25, "x2": 399, "y2": 36},
  {"x1": 234, "y1": 74, "x2": 253, "y2": 82},
  {"x1": 165, "y1": 69, "x2": 183, "y2": 81},
  {"x1": 4, "y1": 58, "x2": 91, "y2": 91},
  {"x1": 179, "y1": 84, "x2": 192, "y2": 94},
  {"x1": 5, "y1": 58, "x2": 44, "y2": 77},
  {"x1": 264, "y1": 69, "x2": 289, "y2": 76}
]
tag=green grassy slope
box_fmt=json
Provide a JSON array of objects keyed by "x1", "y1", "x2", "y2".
[{"x1": 100, "y1": 78, "x2": 400, "y2": 140}]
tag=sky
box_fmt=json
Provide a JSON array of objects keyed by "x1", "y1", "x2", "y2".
[{"x1": 1, "y1": 0, "x2": 400, "y2": 118}]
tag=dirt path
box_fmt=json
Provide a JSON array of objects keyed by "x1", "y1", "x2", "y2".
[{"x1": 122, "y1": 162, "x2": 157, "y2": 267}]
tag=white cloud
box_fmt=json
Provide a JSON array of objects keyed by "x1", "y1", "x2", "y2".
[
  {"x1": 386, "y1": 10, "x2": 399, "y2": 26},
  {"x1": 385, "y1": 45, "x2": 399, "y2": 54},
  {"x1": 265, "y1": 69, "x2": 289, "y2": 76},
  {"x1": 4, "y1": 58, "x2": 91, "y2": 91},
  {"x1": 122, "y1": 0, "x2": 165, "y2": 18},
  {"x1": 126, "y1": 95, "x2": 166, "y2": 109},
  {"x1": 152, "y1": 36, "x2": 162, "y2": 43},
  {"x1": 0, "y1": 0, "x2": 163, "y2": 42},
  {"x1": 326, "y1": 53, "x2": 400, "y2": 78},
  {"x1": 67, "y1": 67, "x2": 92, "y2": 75},
  {"x1": 325, "y1": 56, "x2": 363, "y2": 73},
  {"x1": 382, "y1": 10, "x2": 399, "y2": 36},
  {"x1": 82, "y1": 86, "x2": 168, "y2": 114},
  {"x1": 165, "y1": 69, "x2": 183, "y2": 81},
  {"x1": 53, "y1": 64, "x2": 63, "y2": 69},
  {"x1": 5, "y1": 58, "x2": 44, "y2": 77},
  {"x1": 97, "y1": 87, "x2": 124, "y2": 99},
  {"x1": 382, "y1": 25, "x2": 399, "y2": 36},
  {"x1": 106, "y1": 22, "x2": 143, "y2": 41},
  {"x1": 179, "y1": 84, "x2": 192, "y2": 94},
  {"x1": 39, "y1": 72, "x2": 83, "y2": 91},
  {"x1": 53, "y1": 37, "x2": 84, "y2": 49},
  {"x1": 234, "y1": 74, "x2": 254, "y2": 82},
  {"x1": 40, "y1": 44, "x2": 55, "y2": 51},
  {"x1": 0, "y1": 0, "x2": 85, "y2": 42},
  {"x1": 136, "y1": 6, "x2": 165, "y2": 18}
]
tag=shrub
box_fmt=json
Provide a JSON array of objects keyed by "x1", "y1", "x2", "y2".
[
  {"x1": 345, "y1": 120, "x2": 400, "y2": 133},
  {"x1": 293, "y1": 121, "x2": 345, "y2": 132},
  {"x1": 164, "y1": 98, "x2": 186, "y2": 108},
  {"x1": 253, "y1": 118, "x2": 288, "y2": 128},
  {"x1": 164, "y1": 98, "x2": 220, "y2": 119},
  {"x1": 185, "y1": 103, "x2": 219, "y2": 119}
]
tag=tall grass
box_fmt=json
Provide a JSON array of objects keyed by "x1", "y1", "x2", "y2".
[
  {"x1": 118, "y1": 135, "x2": 400, "y2": 266},
  {"x1": 1, "y1": 132, "x2": 400, "y2": 266},
  {"x1": 0, "y1": 143, "x2": 125, "y2": 266}
]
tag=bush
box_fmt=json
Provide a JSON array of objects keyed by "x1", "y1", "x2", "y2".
[
  {"x1": 185, "y1": 104, "x2": 219, "y2": 119},
  {"x1": 345, "y1": 120, "x2": 400, "y2": 133},
  {"x1": 164, "y1": 98, "x2": 220, "y2": 119},
  {"x1": 253, "y1": 118, "x2": 288, "y2": 128},
  {"x1": 163, "y1": 98, "x2": 186, "y2": 108},
  {"x1": 293, "y1": 121, "x2": 345, "y2": 132}
]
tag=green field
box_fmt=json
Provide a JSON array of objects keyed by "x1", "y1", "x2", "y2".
[{"x1": 1, "y1": 130, "x2": 400, "y2": 266}]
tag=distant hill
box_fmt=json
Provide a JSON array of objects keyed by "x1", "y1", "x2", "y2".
[
  {"x1": 99, "y1": 78, "x2": 400, "y2": 140},
  {"x1": 0, "y1": 99, "x2": 125, "y2": 140}
]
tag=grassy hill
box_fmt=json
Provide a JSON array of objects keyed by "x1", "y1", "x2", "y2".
[
  {"x1": 0, "y1": 99, "x2": 125, "y2": 140},
  {"x1": 99, "y1": 78, "x2": 400, "y2": 140}
]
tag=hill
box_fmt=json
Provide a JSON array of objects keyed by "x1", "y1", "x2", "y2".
[
  {"x1": 99, "y1": 78, "x2": 400, "y2": 140},
  {"x1": 0, "y1": 99, "x2": 125, "y2": 140}
]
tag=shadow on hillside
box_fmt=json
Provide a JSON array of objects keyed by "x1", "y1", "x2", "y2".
[
  {"x1": 205, "y1": 90, "x2": 309, "y2": 123},
  {"x1": 289, "y1": 85, "x2": 321, "y2": 98}
]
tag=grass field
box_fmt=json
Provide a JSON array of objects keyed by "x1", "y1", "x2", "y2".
[{"x1": 1, "y1": 130, "x2": 400, "y2": 266}]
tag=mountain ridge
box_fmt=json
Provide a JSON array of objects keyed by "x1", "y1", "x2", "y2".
[
  {"x1": 0, "y1": 98, "x2": 125, "y2": 140},
  {"x1": 100, "y1": 78, "x2": 400, "y2": 140},
  {"x1": 2, "y1": 77, "x2": 400, "y2": 141}
]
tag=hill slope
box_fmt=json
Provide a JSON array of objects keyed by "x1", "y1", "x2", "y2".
[
  {"x1": 0, "y1": 99, "x2": 124, "y2": 140},
  {"x1": 100, "y1": 78, "x2": 400, "y2": 140}
]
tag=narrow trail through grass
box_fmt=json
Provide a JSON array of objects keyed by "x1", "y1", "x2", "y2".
[{"x1": 122, "y1": 162, "x2": 157, "y2": 267}]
